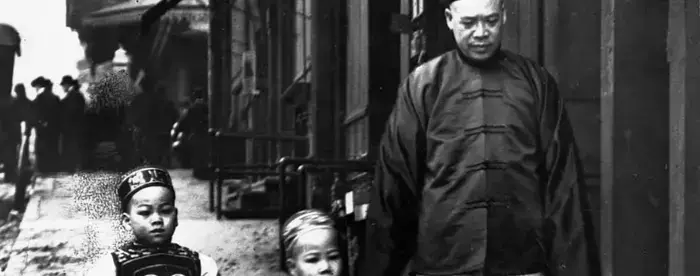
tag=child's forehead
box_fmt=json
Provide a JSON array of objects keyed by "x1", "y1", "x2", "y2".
[
  {"x1": 294, "y1": 228, "x2": 337, "y2": 249},
  {"x1": 130, "y1": 186, "x2": 175, "y2": 204}
]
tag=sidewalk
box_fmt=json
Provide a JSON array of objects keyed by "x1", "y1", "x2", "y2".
[{"x1": 3, "y1": 170, "x2": 285, "y2": 276}]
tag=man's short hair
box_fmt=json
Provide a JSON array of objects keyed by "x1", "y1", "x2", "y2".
[{"x1": 442, "y1": 0, "x2": 505, "y2": 9}]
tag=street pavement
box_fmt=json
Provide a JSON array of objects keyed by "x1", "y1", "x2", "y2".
[{"x1": 2, "y1": 169, "x2": 285, "y2": 276}]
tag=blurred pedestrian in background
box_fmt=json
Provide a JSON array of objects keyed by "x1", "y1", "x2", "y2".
[
  {"x1": 59, "y1": 75, "x2": 86, "y2": 173},
  {"x1": 31, "y1": 76, "x2": 60, "y2": 174}
]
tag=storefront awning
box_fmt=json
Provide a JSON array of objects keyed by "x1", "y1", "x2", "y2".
[{"x1": 82, "y1": 0, "x2": 209, "y2": 27}]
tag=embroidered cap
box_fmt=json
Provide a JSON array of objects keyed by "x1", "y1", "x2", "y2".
[{"x1": 117, "y1": 167, "x2": 175, "y2": 208}]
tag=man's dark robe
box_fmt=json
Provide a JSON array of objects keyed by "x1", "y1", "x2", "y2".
[{"x1": 363, "y1": 49, "x2": 600, "y2": 276}]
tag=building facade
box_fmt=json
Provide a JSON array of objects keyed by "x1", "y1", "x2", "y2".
[{"x1": 246, "y1": 0, "x2": 700, "y2": 275}]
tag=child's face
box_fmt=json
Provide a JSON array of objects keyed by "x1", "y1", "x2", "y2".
[
  {"x1": 121, "y1": 186, "x2": 178, "y2": 245},
  {"x1": 287, "y1": 228, "x2": 342, "y2": 276}
]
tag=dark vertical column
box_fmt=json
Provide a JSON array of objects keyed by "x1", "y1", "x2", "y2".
[
  {"x1": 333, "y1": 0, "x2": 347, "y2": 159},
  {"x1": 668, "y1": 0, "x2": 700, "y2": 275},
  {"x1": 221, "y1": 0, "x2": 233, "y2": 132},
  {"x1": 549, "y1": 1, "x2": 602, "y2": 244},
  {"x1": 500, "y1": 0, "x2": 520, "y2": 53},
  {"x1": 276, "y1": 1, "x2": 294, "y2": 157},
  {"x1": 367, "y1": 0, "x2": 402, "y2": 161},
  {"x1": 600, "y1": 0, "x2": 670, "y2": 275},
  {"x1": 266, "y1": 1, "x2": 279, "y2": 161},
  {"x1": 423, "y1": 1, "x2": 455, "y2": 62},
  {"x1": 542, "y1": 0, "x2": 558, "y2": 79},
  {"x1": 208, "y1": 0, "x2": 222, "y2": 131},
  {"x1": 310, "y1": 0, "x2": 336, "y2": 159},
  {"x1": 399, "y1": 0, "x2": 411, "y2": 81},
  {"x1": 517, "y1": 0, "x2": 541, "y2": 62}
]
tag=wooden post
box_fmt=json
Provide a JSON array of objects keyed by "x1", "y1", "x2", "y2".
[
  {"x1": 399, "y1": 0, "x2": 411, "y2": 80},
  {"x1": 600, "y1": 0, "x2": 670, "y2": 275},
  {"x1": 367, "y1": 1, "x2": 402, "y2": 161},
  {"x1": 208, "y1": 0, "x2": 222, "y2": 131},
  {"x1": 599, "y1": 1, "x2": 614, "y2": 274},
  {"x1": 668, "y1": 0, "x2": 700, "y2": 275},
  {"x1": 516, "y1": 0, "x2": 541, "y2": 62},
  {"x1": 310, "y1": 0, "x2": 336, "y2": 159},
  {"x1": 542, "y1": 0, "x2": 558, "y2": 79},
  {"x1": 208, "y1": 0, "x2": 232, "y2": 132},
  {"x1": 266, "y1": 1, "x2": 279, "y2": 161}
]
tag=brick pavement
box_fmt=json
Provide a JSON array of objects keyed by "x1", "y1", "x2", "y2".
[{"x1": 2, "y1": 170, "x2": 285, "y2": 276}]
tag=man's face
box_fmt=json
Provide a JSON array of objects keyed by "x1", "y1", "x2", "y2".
[
  {"x1": 445, "y1": 0, "x2": 506, "y2": 62},
  {"x1": 61, "y1": 84, "x2": 70, "y2": 93},
  {"x1": 121, "y1": 186, "x2": 178, "y2": 245}
]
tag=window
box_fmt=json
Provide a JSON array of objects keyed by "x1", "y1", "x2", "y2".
[{"x1": 294, "y1": 0, "x2": 312, "y2": 82}]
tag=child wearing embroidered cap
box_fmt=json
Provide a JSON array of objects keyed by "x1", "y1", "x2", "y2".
[{"x1": 85, "y1": 166, "x2": 219, "y2": 276}]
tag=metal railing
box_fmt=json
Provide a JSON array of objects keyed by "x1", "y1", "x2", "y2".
[
  {"x1": 276, "y1": 157, "x2": 374, "y2": 272},
  {"x1": 209, "y1": 130, "x2": 308, "y2": 219}
]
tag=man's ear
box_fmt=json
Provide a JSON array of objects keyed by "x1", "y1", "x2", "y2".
[
  {"x1": 120, "y1": 213, "x2": 132, "y2": 231},
  {"x1": 444, "y1": 8, "x2": 453, "y2": 30}
]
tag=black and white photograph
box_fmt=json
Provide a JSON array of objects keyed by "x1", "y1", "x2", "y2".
[{"x1": 0, "y1": 0, "x2": 696, "y2": 275}]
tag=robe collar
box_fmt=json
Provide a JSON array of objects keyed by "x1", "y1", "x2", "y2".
[{"x1": 455, "y1": 47, "x2": 505, "y2": 70}]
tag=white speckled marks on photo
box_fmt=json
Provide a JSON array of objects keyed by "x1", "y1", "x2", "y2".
[
  {"x1": 85, "y1": 70, "x2": 138, "y2": 112},
  {"x1": 68, "y1": 172, "x2": 133, "y2": 266},
  {"x1": 4, "y1": 170, "x2": 286, "y2": 275}
]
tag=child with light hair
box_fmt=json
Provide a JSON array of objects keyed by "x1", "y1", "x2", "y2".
[{"x1": 283, "y1": 209, "x2": 343, "y2": 276}]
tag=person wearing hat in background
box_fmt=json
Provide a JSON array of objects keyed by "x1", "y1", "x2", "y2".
[
  {"x1": 0, "y1": 84, "x2": 30, "y2": 184},
  {"x1": 85, "y1": 166, "x2": 219, "y2": 276},
  {"x1": 362, "y1": 0, "x2": 601, "y2": 275},
  {"x1": 59, "y1": 75, "x2": 86, "y2": 173},
  {"x1": 30, "y1": 76, "x2": 61, "y2": 174}
]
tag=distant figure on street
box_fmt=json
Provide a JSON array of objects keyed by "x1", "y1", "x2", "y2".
[
  {"x1": 128, "y1": 83, "x2": 179, "y2": 167},
  {"x1": 2, "y1": 83, "x2": 34, "y2": 177},
  {"x1": 31, "y1": 76, "x2": 61, "y2": 174},
  {"x1": 59, "y1": 75, "x2": 86, "y2": 172},
  {"x1": 172, "y1": 88, "x2": 208, "y2": 176},
  {"x1": 362, "y1": 0, "x2": 601, "y2": 275},
  {"x1": 8, "y1": 83, "x2": 35, "y2": 214},
  {"x1": 283, "y1": 209, "x2": 343, "y2": 276},
  {"x1": 0, "y1": 84, "x2": 28, "y2": 183},
  {"x1": 85, "y1": 166, "x2": 219, "y2": 276}
]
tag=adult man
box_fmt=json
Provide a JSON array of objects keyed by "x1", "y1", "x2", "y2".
[
  {"x1": 362, "y1": 0, "x2": 601, "y2": 275},
  {"x1": 1, "y1": 84, "x2": 33, "y2": 183},
  {"x1": 59, "y1": 75, "x2": 86, "y2": 172},
  {"x1": 31, "y1": 76, "x2": 61, "y2": 174}
]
